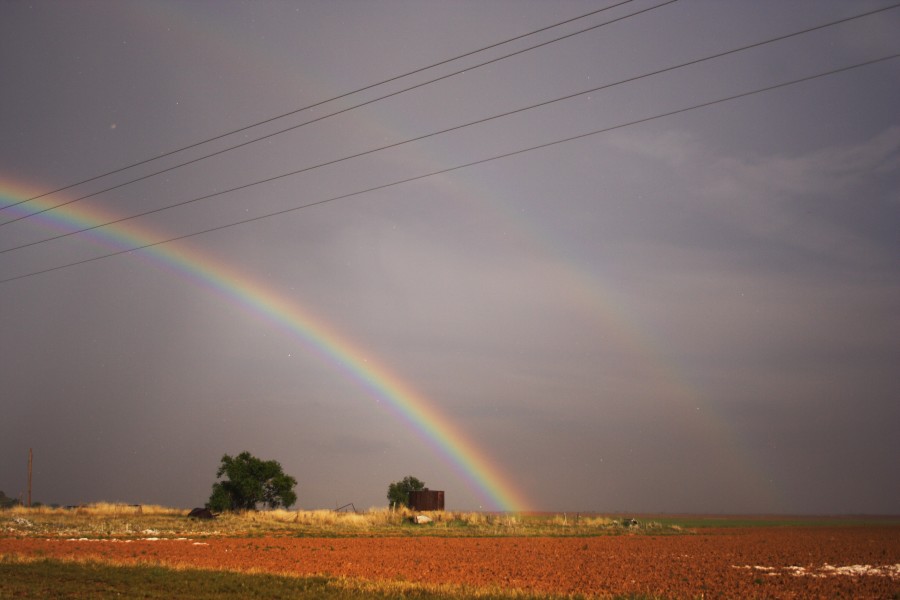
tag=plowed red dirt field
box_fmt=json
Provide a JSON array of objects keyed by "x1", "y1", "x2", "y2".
[{"x1": 2, "y1": 527, "x2": 898, "y2": 598}]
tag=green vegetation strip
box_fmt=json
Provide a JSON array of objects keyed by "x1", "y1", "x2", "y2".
[
  {"x1": 0, "y1": 557, "x2": 666, "y2": 600},
  {"x1": 645, "y1": 516, "x2": 900, "y2": 529}
]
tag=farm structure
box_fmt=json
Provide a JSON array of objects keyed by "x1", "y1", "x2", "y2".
[{"x1": 408, "y1": 489, "x2": 444, "y2": 511}]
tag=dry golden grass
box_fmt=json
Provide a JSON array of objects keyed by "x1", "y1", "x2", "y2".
[
  {"x1": 548, "y1": 514, "x2": 616, "y2": 527},
  {"x1": 2, "y1": 504, "x2": 673, "y2": 538},
  {"x1": 6, "y1": 502, "x2": 181, "y2": 516}
]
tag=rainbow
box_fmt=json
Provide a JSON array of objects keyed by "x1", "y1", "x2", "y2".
[{"x1": 0, "y1": 177, "x2": 532, "y2": 513}]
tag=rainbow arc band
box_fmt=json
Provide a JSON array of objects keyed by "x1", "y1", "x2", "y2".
[{"x1": 0, "y1": 179, "x2": 531, "y2": 513}]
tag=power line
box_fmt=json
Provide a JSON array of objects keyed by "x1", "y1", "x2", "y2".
[
  {"x1": 0, "y1": 0, "x2": 640, "y2": 214},
  {"x1": 3, "y1": 2, "x2": 895, "y2": 256},
  {"x1": 0, "y1": 0, "x2": 676, "y2": 227},
  {"x1": 2, "y1": 52, "x2": 895, "y2": 286}
]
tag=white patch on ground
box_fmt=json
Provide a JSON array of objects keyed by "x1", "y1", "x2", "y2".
[
  {"x1": 61, "y1": 537, "x2": 198, "y2": 543},
  {"x1": 733, "y1": 564, "x2": 900, "y2": 579}
]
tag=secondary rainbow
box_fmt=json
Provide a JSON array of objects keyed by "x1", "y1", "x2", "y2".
[{"x1": 0, "y1": 178, "x2": 532, "y2": 513}]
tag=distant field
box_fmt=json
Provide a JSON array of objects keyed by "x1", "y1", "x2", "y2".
[
  {"x1": 1, "y1": 504, "x2": 686, "y2": 538},
  {"x1": 599, "y1": 513, "x2": 900, "y2": 529},
  {"x1": 3, "y1": 505, "x2": 898, "y2": 539},
  {"x1": 4, "y1": 505, "x2": 899, "y2": 538}
]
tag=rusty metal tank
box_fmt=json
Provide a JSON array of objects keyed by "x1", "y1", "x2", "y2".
[{"x1": 408, "y1": 489, "x2": 444, "y2": 511}]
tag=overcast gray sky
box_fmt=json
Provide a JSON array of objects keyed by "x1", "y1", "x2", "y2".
[{"x1": 1, "y1": 0, "x2": 898, "y2": 514}]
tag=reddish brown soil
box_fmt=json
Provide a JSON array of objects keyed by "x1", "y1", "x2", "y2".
[{"x1": 2, "y1": 527, "x2": 898, "y2": 599}]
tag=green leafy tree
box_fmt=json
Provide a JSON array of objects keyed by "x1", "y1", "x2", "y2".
[
  {"x1": 207, "y1": 451, "x2": 297, "y2": 512},
  {"x1": 386, "y1": 475, "x2": 425, "y2": 508}
]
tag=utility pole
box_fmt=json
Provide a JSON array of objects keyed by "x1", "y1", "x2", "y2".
[{"x1": 27, "y1": 448, "x2": 32, "y2": 508}]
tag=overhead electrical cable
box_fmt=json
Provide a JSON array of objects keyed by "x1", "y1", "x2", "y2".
[
  {"x1": 0, "y1": 0, "x2": 640, "y2": 214},
  {"x1": 2, "y1": 52, "x2": 896, "y2": 286},
  {"x1": 0, "y1": 0, "x2": 676, "y2": 227},
  {"x1": 2, "y1": 3, "x2": 895, "y2": 255}
]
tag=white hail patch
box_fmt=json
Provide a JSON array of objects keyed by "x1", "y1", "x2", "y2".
[{"x1": 732, "y1": 564, "x2": 900, "y2": 579}]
